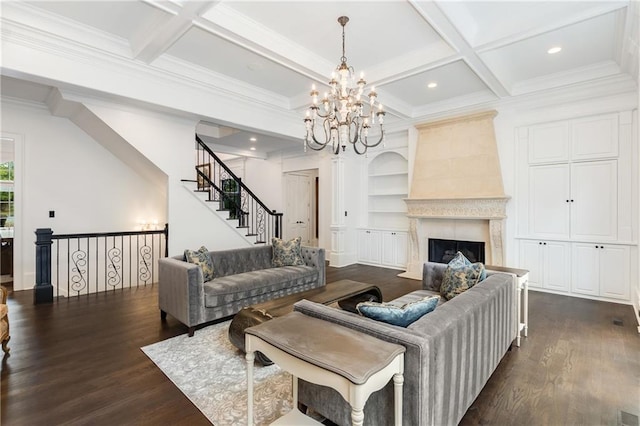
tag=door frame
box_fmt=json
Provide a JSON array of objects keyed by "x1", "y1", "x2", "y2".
[
  {"x1": 1, "y1": 132, "x2": 23, "y2": 290},
  {"x1": 283, "y1": 169, "x2": 318, "y2": 246}
]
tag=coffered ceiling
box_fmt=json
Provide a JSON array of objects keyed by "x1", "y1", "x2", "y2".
[{"x1": 1, "y1": 1, "x2": 638, "y2": 155}]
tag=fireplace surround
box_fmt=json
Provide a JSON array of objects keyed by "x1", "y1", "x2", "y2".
[{"x1": 400, "y1": 110, "x2": 510, "y2": 280}]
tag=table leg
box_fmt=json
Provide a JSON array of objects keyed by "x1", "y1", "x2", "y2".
[
  {"x1": 515, "y1": 276, "x2": 522, "y2": 347},
  {"x1": 246, "y1": 351, "x2": 255, "y2": 426},
  {"x1": 351, "y1": 407, "x2": 364, "y2": 426},
  {"x1": 523, "y1": 280, "x2": 529, "y2": 337},
  {"x1": 393, "y1": 372, "x2": 404, "y2": 426}
]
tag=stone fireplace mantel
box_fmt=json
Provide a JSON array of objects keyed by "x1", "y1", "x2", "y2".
[
  {"x1": 405, "y1": 197, "x2": 510, "y2": 219},
  {"x1": 400, "y1": 197, "x2": 510, "y2": 280}
]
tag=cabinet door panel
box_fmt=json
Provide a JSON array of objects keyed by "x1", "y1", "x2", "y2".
[
  {"x1": 599, "y1": 245, "x2": 630, "y2": 299},
  {"x1": 381, "y1": 232, "x2": 395, "y2": 265},
  {"x1": 369, "y1": 231, "x2": 381, "y2": 264},
  {"x1": 545, "y1": 241, "x2": 571, "y2": 292},
  {"x1": 357, "y1": 230, "x2": 381, "y2": 264},
  {"x1": 528, "y1": 121, "x2": 569, "y2": 164},
  {"x1": 357, "y1": 230, "x2": 369, "y2": 262},
  {"x1": 571, "y1": 243, "x2": 599, "y2": 295},
  {"x1": 571, "y1": 114, "x2": 618, "y2": 161},
  {"x1": 529, "y1": 165, "x2": 570, "y2": 238},
  {"x1": 570, "y1": 161, "x2": 617, "y2": 241},
  {"x1": 519, "y1": 240, "x2": 542, "y2": 288}
]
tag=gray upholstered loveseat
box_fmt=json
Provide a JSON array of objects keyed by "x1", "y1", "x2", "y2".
[
  {"x1": 158, "y1": 245, "x2": 325, "y2": 336},
  {"x1": 292, "y1": 261, "x2": 517, "y2": 426}
]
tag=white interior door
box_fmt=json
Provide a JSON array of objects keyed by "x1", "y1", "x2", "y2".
[{"x1": 284, "y1": 173, "x2": 311, "y2": 244}]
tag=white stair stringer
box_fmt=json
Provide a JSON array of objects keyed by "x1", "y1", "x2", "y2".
[{"x1": 181, "y1": 182, "x2": 259, "y2": 245}]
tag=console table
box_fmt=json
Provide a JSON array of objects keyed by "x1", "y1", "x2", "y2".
[
  {"x1": 246, "y1": 312, "x2": 405, "y2": 426},
  {"x1": 229, "y1": 279, "x2": 382, "y2": 364},
  {"x1": 486, "y1": 265, "x2": 529, "y2": 347}
]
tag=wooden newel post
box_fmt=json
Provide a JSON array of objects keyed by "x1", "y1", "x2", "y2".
[{"x1": 34, "y1": 228, "x2": 54, "y2": 304}]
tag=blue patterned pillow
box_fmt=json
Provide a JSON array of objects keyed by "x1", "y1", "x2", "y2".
[
  {"x1": 271, "y1": 237, "x2": 305, "y2": 267},
  {"x1": 356, "y1": 295, "x2": 440, "y2": 327},
  {"x1": 440, "y1": 251, "x2": 485, "y2": 300},
  {"x1": 184, "y1": 246, "x2": 215, "y2": 281}
]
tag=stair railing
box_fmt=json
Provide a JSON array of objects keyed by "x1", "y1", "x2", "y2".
[{"x1": 194, "y1": 136, "x2": 283, "y2": 244}]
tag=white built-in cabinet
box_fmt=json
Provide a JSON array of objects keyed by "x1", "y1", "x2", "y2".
[
  {"x1": 357, "y1": 229, "x2": 408, "y2": 269},
  {"x1": 357, "y1": 151, "x2": 409, "y2": 270},
  {"x1": 516, "y1": 111, "x2": 634, "y2": 302},
  {"x1": 381, "y1": 231, "x2": 408, "y2": 268},
  {"x1": 528, "y1": 160, "x2": 618, "y2": 241},
  {"x1": 357, "y1": 229, "x2": 381, "y2": 265},
  {"x1": 518, "y1": 240, "x2": 571, "y2": 292},
  {"x1": 571, "y1": 243, "x2": 630, "y2": 299}
]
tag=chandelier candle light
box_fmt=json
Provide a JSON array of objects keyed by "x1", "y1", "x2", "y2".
[{"x1": 304, "y1": 16, "x2": 386, "y2": 155}]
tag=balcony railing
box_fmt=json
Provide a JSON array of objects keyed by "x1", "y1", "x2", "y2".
[{"x1": 34, "y1": 225, "x2": 168, "y2": 303}]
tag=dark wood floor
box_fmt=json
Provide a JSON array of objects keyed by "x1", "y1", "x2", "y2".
[{"x1": 1, "y1": 264, "x2": 639, "y2": 425}]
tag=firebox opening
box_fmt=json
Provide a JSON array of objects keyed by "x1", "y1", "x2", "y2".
[{"x1": 428, "y1": 238, "x2": 485, "y2": 264}]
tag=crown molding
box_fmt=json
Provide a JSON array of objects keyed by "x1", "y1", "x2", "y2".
[
  {"x1": 1, "y1": 17, "x2": 302, "y2": 139},
  {"x1": 1, "y1": 2, "x2": 132, "y2": 57},
  {"x1": 511, "y1": 60, "x2": 623, "y2": 95}
]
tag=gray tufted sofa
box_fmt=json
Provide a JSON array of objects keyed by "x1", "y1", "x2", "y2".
[
  {"x1": 158, "y1": 245, "x2": 325, "y2": 336},
  {"x1": 292, "y1": 261, "x2": 517, "y2": 426}
]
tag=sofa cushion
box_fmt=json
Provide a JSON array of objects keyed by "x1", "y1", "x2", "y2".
[
  {"x1": 440, "y1": 251, "x2": 486, "y2": 300},
  {"x1": 184, "y1": 246, "x2": 215, "y2": 281},
  {"x1": 356, "y1": 295, "x2": 440, "y2": 327},
  {"x1": 272, "y1": 237, "x2": 305, "y2": 267},
  {"x1": 203, "y1": 265, "x2": 317, "y2": 307},
  {"x1": 209, "y1": 246, "x2": 273, "y2": 278}
]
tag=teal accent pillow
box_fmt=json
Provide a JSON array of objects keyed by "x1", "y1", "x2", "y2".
[
  {"x1": 184, "y1": 246, "x2": 215, "y2": 281},
  {"x1": 356, "y1": 295, "x2": 440, "y2": 327},
  {"x1": 440, "y1": 251, "x2": 486, "y2": 300},
  {"x1": 272, "y1": 237, "x2": 305, "y2": 267}
]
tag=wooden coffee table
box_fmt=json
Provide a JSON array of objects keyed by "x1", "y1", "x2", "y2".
[{"x1": 228, "y1": 279, "x2": 382, "y2": 364}]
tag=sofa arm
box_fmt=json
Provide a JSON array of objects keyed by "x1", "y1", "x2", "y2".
[
  {"x1": 301, "y1": 246, "x2": 326, "y2": 286},
  {"x1": 158, "y1": 257, "x2": 205, "y2": 328}
]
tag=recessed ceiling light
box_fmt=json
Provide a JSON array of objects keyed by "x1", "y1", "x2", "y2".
[
  {"x1": 547, "y1": 46, "x2": 562, "y2": 54},
  {"x1": 250, "y1": 147, "x2": 256, "y2": 151},
  {"x1": 249, "y1": 137, "x2": 257, "y2": 142},
  {"x1": 427, "y1": 82, "x2": 438, "y2": 89}
]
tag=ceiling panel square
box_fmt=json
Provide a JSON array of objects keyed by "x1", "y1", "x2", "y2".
[
  {"x1": 166, "y1": 26, "x2": 311, "y2": 98},
  {"x1": 381, "y1": 61, "x2": 490, "y2": 108},
  {"x1": 436, "y1": 1, "x2": 626, "y2": 47},
  {"x1": 479, "y1": 11, "x2": 621, "y2": 90}
]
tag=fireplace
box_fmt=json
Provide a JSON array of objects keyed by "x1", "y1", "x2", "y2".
[
  {"x1": 399, "y1": 111, "x2": 510, "y2": 280},
  {"x1": 428, "y1": 238, "x2": 485, "y2": 264}
]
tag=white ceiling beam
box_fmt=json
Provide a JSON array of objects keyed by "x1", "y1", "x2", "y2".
[
  {"x1": 410, "y1": 0, "x2": 510, "y2": 98},
  {"x1": 131, "y1": 1, "x2": 218, "y2": 64}
]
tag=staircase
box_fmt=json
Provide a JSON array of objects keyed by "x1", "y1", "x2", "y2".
[{"x1": 183, "y1": 136, "x2": 283, "y2": 245}]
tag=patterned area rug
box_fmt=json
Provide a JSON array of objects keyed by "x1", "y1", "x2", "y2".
[{"x1": 141, "y1": 321, "x2": 292, "y2": 425}]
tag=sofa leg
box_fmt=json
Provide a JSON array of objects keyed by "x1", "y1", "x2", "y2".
[
  {"x1": 160, "y1": 310, "x2": 167, "y2": 320},
  {"x1": 188, "y1": 327, "x2": 195, "y2": 337}
]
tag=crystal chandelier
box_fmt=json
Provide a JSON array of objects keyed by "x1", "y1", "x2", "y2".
[{"x1": 303, "y1": 16, "x2": 385, "y2": 155}]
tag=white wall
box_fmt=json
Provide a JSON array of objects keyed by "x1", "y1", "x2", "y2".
[
  {"x1": 83, "y1": 101, "x2": 251, "y2": 256},
  {"x1": 1, "y1": 99, "x2": 167, "y2": 290}
]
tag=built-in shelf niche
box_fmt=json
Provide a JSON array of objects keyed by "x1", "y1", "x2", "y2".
[{"x1": 367, "y1": 151, "x2": 409, "y2": 229}]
